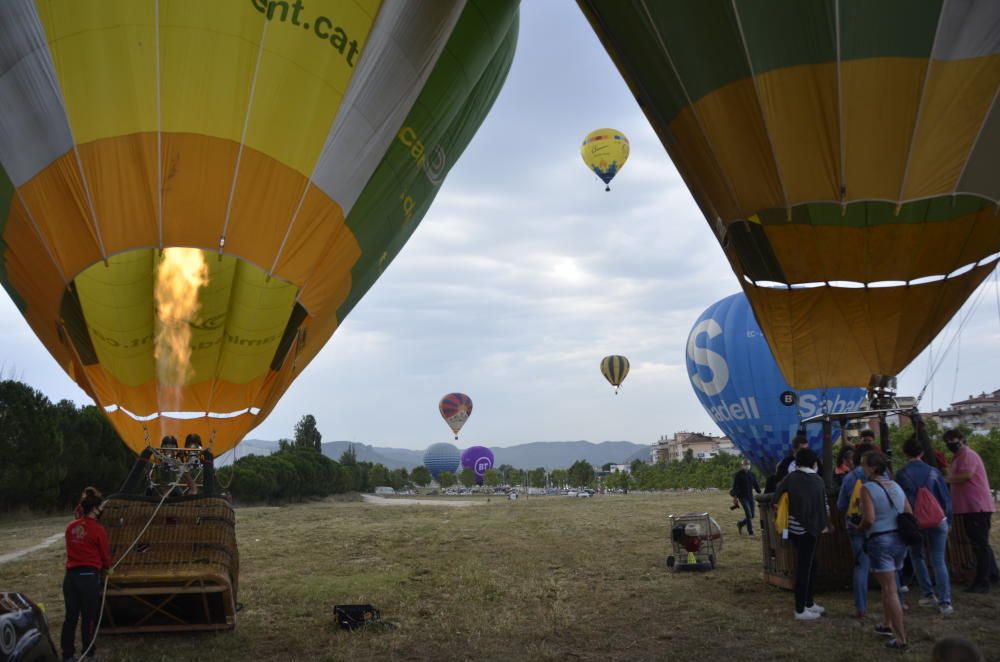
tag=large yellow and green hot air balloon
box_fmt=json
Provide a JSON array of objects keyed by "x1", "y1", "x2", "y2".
[
  {"x1": 0, "y1": 0, "x2": 519, "y2": 454},
  {"x1": 580, "y1": 0, "x2": 1000, "y2": 390},
  {"x1": 581, "y1": 128, "x2": 629, "y2": 191}
]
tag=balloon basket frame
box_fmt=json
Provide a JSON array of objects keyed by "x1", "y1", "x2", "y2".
[
  {"x1": 756, "y1": 493, "x2": 978, "y2": 591},
  {"x1": 99, "y1": 495, "x2": 238, "y2": 634}
]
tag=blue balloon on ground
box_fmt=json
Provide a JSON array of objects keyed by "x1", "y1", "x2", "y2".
[
  {"x1": 423, "y1": 442, "x2": 461, "y2": 480},
  {"x1": 686, "y1": 293, "x2": 866, "y2": 474},
  {"x1": 460, "y1": 446, "x2": 495, "y2": 484}
]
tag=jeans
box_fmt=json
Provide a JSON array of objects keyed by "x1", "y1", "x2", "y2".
[
  {"x1": 960, "y1": 512, "x2": 999, "y2": 587},
  {"x1": 738, "y1": 497, "x2": 756, "y2": 535},
  {"x1": 791, "y1": 533, "x2": 818, "y2": 613},
  {"x1": 848, "y1": 529, "x2": 870, "y2": 615},
  {"x1": 910, "y1": 520, "x2": 951, "y2": 605},
  {"x1": 867, "y1": 532, "x2": 907, "y2": 573},
  {"x1": 62, "y1": 568, "x2": 101, "y2": 659}
]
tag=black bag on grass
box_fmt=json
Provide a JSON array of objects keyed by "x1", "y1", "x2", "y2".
[{"x1": 333, "y1": 604, "x2": 394, "y2": 631}]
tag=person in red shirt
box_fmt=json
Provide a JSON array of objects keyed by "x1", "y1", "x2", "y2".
[
  {"x1": 62, "y1": 489, "x2": 111, "y2": 661},
  {"x1": 943, "y1": 429, "x2": 998, "y2": 593}
]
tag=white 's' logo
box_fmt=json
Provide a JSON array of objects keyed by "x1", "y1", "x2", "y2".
[{"x1": 687, "y1": 319, "x2": 729, "y2": 396}]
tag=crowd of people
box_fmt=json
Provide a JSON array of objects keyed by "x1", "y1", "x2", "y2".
[{"x1": 759, "y1": 428, "x2": 997, "y2": 654}]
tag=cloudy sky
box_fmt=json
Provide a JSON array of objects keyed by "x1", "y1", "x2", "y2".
[{"x1": 2, "y1": 1, "x2": 998, "y2": 452}]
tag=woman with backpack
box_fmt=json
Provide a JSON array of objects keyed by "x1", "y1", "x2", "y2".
[
  {"x1": 895, "y1": 435, "x2": 953, "y2": 615},
  {"x1": 859, "y1": 450, "x2": 912, "y2": 651}
]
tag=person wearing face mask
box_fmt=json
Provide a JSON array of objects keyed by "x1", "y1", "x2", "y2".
[
  {"x1": 943, "y1": 429, "x2": 998, "y2": 593},
  {"x1": 730, "y1": 458, "x2": 761, "y2": 536}
]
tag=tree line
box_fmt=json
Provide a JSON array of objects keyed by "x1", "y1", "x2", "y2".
[
  {"x1": 0, "y1": 379, "x2": 136, "y2": 511},
  {"x1": 222, "y1": 420, "x2": 413, "y2": 503},
  {"x1": 3, "y1": 374, "x2": 997, "y2": 510}
]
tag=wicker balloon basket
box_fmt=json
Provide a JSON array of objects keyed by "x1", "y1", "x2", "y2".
[
  {"x1": 99, "y1": 494, "x2": 238, "y2": 633},
  {"x1": 757, "y1": 493, "x2": 977, "y2": 591}
]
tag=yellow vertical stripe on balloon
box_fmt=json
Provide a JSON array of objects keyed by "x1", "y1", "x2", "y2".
[
  {"x1": 188, "y1": 253, "x2": 237, "y2": 384},
  {"x1": 841, "y1": 58, "x2": 924, "y2": 202},
  {"x1": 35, "y1": 0, "x2": 157, "y2": 143},
  {"x1": 243, "y1": 0, "x2": 380, "y2": 176},
  {"x1": 691, "y1": 78, "x2": 783, "y2": 220},
  {"x1": 160, "y1": 0, "x2": 380, "y2": 177},
  {"x1": 74, "y1": 249, "x2": 157, "y2": 387},
  {"x1": 667, "y1": 109, "x2": 742, "y2": 223},
  {"x1": 901, "y1": 56, "x2": 1000, "y2": 201},
  {"x1": 159, "y1": 0, "x2": 268, "y2": 145},
  {"x1": 753, "y1": 64, "x2": 840, "y2": 205},
  {"x1": 217, "y1": 262, "x2": 297, "y2": 385}
]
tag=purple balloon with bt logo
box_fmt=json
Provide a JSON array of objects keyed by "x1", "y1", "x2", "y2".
[{"x1": 460, "y1": 446, "x2": 495, "y2": 484}]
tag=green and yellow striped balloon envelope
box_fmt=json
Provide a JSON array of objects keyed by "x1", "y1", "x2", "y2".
[
  {"x1": 601, "y1": 355, "x2": 630, "y2": 393},
  {"x1": 580, "y1": 0, "x2": 1000, "y2": 389},
  {"x1": 0, "y1": 0, "x2": 519, "y2": 453}
]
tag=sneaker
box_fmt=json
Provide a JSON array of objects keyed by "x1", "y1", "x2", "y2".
[
  {"x1": 805, "y1": 603, "x2": 825, "y2": 614},
  {"x1": 918, "y1": 596, "x2": 938, "y2": 607},
  {"x1": 939, "y1": 604, "x2": 954, "y2": 615},
  {"x1": 884, "y1": 639, "x2": 908, "y2": 651},
  {"x1": 898, "y1": 585, "x2": 909, "y2": 593},
  {"x1": 795, "y1": 609, "x2": 821, "y2": 621},
  {"x1": 874, "y1": 624, "x2": 894, "y2": 636}
]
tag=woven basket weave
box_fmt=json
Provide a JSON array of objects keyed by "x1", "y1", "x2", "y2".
[{"x1": 99, "y1": 495, "x2": 238, "y2": 632}]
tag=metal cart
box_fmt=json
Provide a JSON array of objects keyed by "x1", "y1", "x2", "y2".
[{"x1": 666, "y1": 512, "x2": 723, "y2": 571}]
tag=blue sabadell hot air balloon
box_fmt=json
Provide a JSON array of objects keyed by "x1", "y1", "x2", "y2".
[{"x1": 686, "y1": 293, "x2": 866, "y2": 474}]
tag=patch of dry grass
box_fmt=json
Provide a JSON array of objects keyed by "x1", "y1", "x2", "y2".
[{"x1": 1, "y1": 493, "x2": 998, "y2": 661}]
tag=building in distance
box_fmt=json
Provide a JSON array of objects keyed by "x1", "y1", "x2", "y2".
[
  {"x1": 928, "y1": 390, "x2": 1000, "y2": 436},
  {"x1": 649, "y1": 432, "x2": 738, "y2": 464}
]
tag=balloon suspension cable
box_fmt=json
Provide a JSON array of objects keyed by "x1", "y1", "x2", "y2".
[
  {"x1": 915, "y1": 271, "x2": 993, "y2": 406},
  {"x1": 995, "y1": 265, "x2": 1000, "y2": 331}
]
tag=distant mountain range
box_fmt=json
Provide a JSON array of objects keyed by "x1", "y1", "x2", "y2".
[{"x1": 216, "y1": 439, "x2": 650, "y2": 470}]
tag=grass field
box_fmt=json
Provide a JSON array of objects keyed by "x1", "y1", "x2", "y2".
[{"x1": 2, "y1": 492, "x2": 998, "y2": 661}]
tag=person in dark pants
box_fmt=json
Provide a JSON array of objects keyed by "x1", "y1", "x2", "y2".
[
  {"x1": 62, "y1": 491, "x2": 111, "y2": 661},
  {"x1": 730, "y1": 458, "x2": 761, "y2": 535},
  {"x1": 774, "y1": 448, "x2": 830, "y2": 620},
  {"x1": 943, "y1": 429, "x2": 998, "y2": 593}
]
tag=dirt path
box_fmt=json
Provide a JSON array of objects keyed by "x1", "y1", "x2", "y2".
[
  {"x1": 361, "y1": 494, "x2": 486, "y2": 508},
  {"x1": 0, "y1": 533, "x2": 62, "y2": 565}
]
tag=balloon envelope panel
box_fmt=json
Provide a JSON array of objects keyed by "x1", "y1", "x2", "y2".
[
  {"x1": 686, "y1": 293, "x2": 866, "y2": 474},
  {"x1": 423, "y1": 442, "x2": 461, "y2": 480},
  {"x1": 460, "y1": 445, "x2": 494, "y2": 484}
]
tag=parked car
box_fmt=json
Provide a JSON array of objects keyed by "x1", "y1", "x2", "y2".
[{"x1": 577, "y1": 491, "x2": 591, "y2": 498}]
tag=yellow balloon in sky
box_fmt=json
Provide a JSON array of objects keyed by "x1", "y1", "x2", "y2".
[{"x1": 581, "y1": 128, "x2": 629, "y2": 191}]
